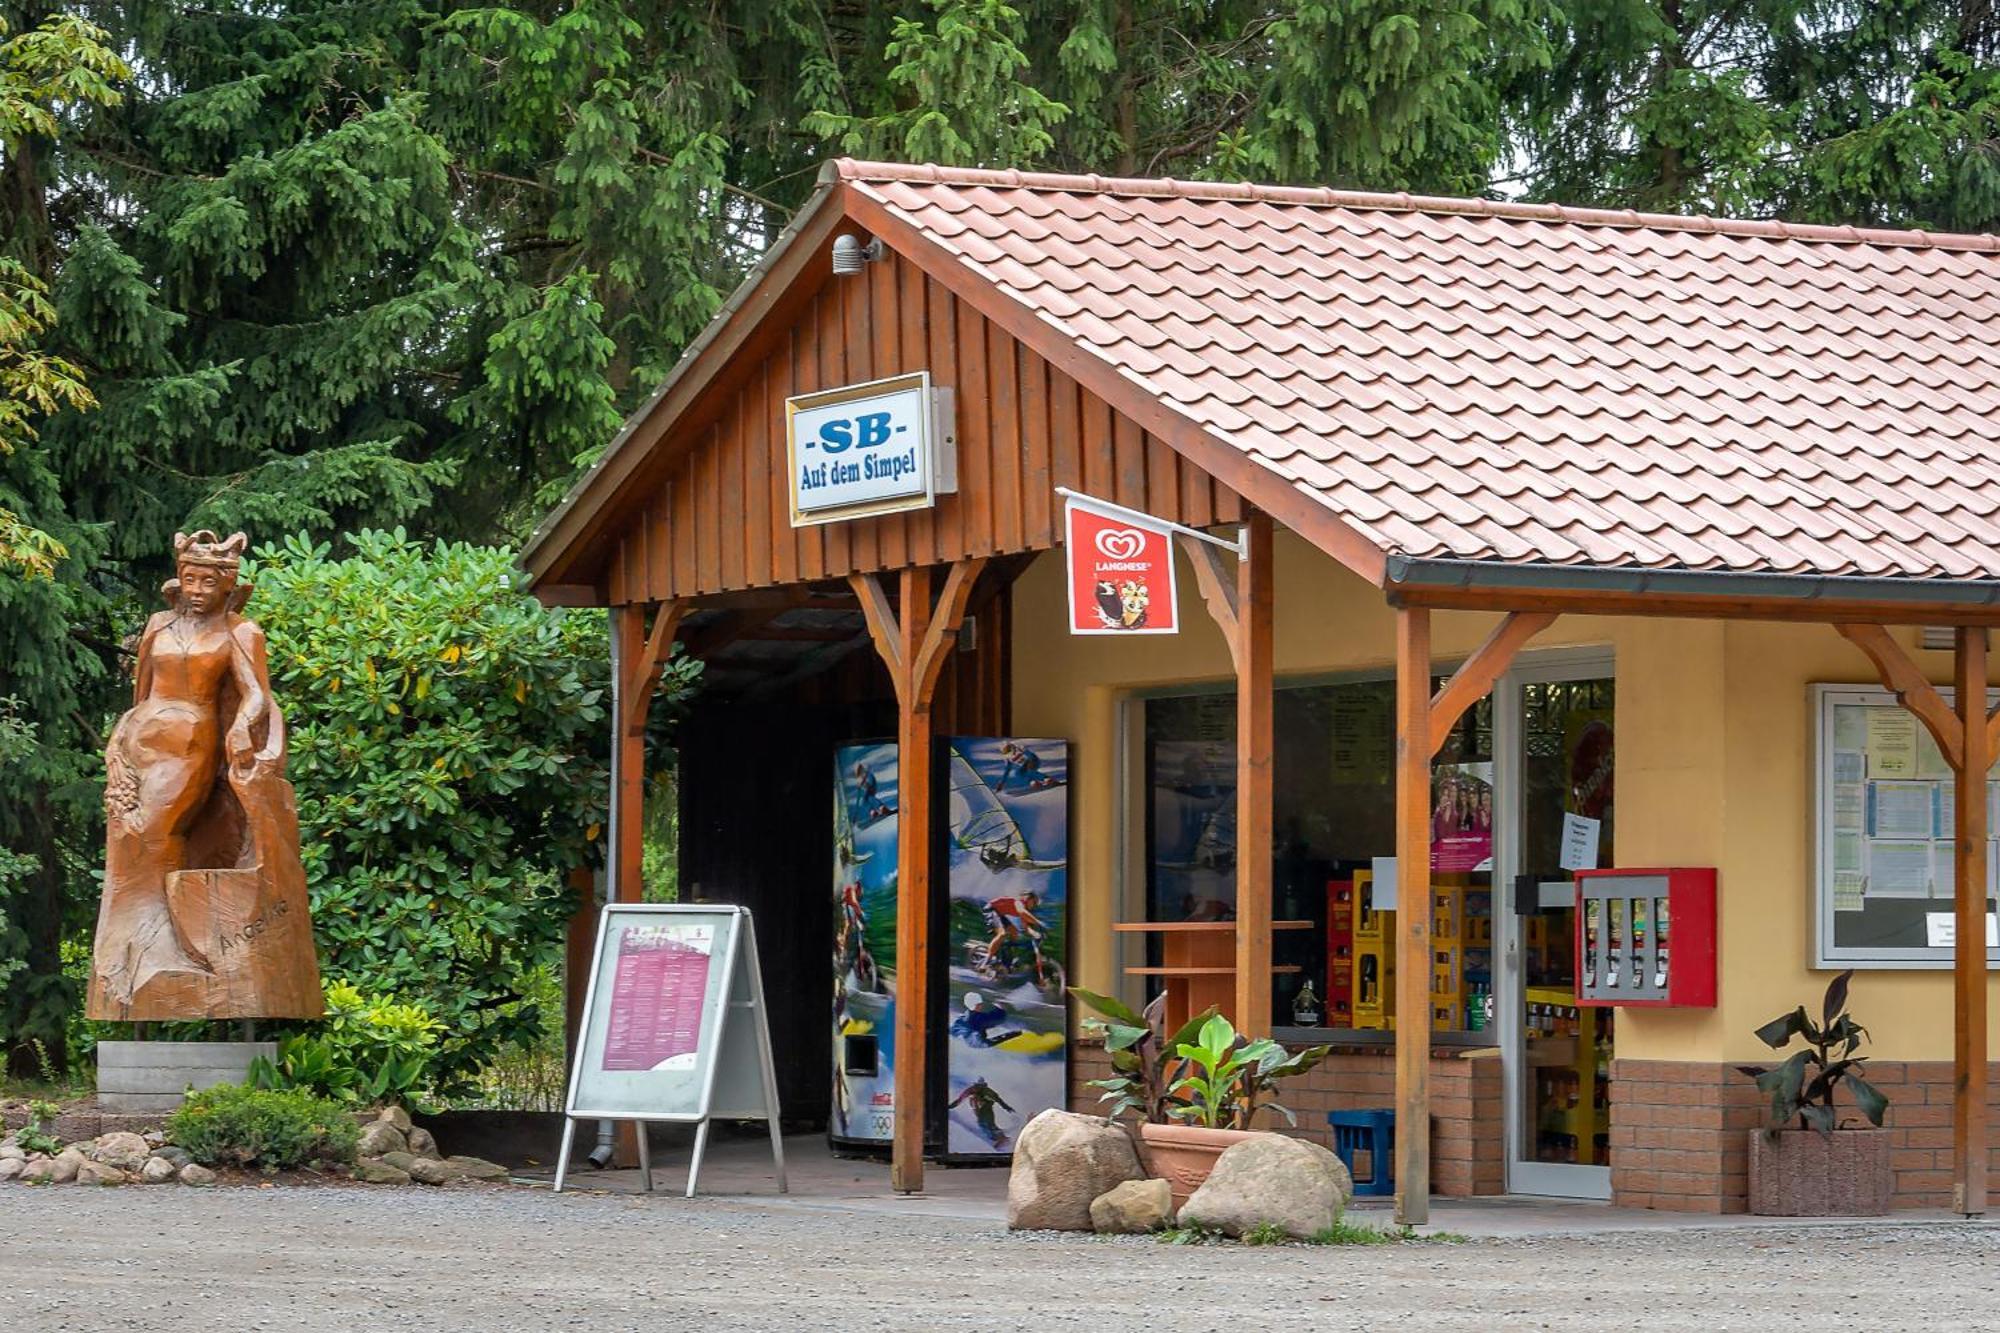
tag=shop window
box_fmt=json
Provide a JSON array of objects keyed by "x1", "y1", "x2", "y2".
[{"x1": 1140, "y1": 678, "x2": 1492, "y2": 1035}]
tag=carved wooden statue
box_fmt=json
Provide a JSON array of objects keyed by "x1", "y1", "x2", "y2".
[{"x1": 87, "y1": 530, "x2": 323, "y2": 1020}]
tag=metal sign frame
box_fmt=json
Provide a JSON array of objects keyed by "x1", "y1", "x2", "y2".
[
  {"x1": 554, "y1": 903, "x2": 787, "y2": 1198},
  {"x1": 785, "y1": 370, "x2": 949, "y2": 527}
]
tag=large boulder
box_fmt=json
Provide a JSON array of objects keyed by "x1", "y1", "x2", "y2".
[
  {"x1": 375, "y1": 1106, "x2": 414, "y2": 1135},
  {"x1": 354, "y1": 1159, "x2": 412, "y2": 1185},
  {"x1": 406, "y1": 1157, "x2": 462, "y2": 1186},
  {"x1": 1179, "y1": 1134, "x2": 1353, "y2": 1240},
  {"x1": 406, "y1": 1127, "x2": 441, "y2": 1160},
  {"x1": 356, "y1": 1120, "x2": 408, "y2": 1158},
  {"x1": 19, "y1": 1156, "x2": 57, "y2": 1184},
  {"x1": 1005, "y1": 1110, "x2": 1144, "y2": 1232},
  {"x1": 77, "y1": 1161, "x2": 127, "y2": 1186},
  {"x1": 139, "y1": 1157, "x2": 178, "y2": 1185},
  {"x1": 1090, "y1": 1178, "x2": 1174, "y2": 1234},
  {"x1": 0, "y1": 1158, "x2": 24, "y2": 1182},
  {"x1": 178, "y1": 1164, "x2": 217, "y2": 1186},
  {"x1": 444, "y1": 1156, "x2": 508, "y2": 1181},
  {"x1": 48, "y1": 1149, "x2": 84, "y2": 1184},
  {"x1": 90, "y1": 1132, "x2": 152, "y2": 1173}
]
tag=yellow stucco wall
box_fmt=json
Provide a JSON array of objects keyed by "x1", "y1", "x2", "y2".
[{"x1": 1010, "y1": 530, "x2": 2000, "y2": 1063}]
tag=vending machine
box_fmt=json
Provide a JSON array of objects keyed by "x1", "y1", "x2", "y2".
[{"x1": 830, "y1": 737, "x2": 1070, "y2": 1160}]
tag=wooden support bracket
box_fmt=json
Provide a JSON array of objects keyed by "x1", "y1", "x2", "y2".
[
  {"x1": 1836, "y1": 624, "x2": 1964, "y2": 771},
  {"x1": 623, "y1": 600, "x2": 689, "y2": 738},
  {"x1": 1427, "y1": 612, "x2": 1558, "y2": 757},
  {"x1": 1177, "y1": 532, "x2": 1241, "y2": 669}
]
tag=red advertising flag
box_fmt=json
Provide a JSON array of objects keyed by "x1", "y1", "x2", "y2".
[{"x1": 1065, "y1": 497, "x2": 1179, "y2": 635}]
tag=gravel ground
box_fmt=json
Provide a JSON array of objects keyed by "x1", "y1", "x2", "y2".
[{"x1": 4, "y1": 1183, "x2": 1998, "y2": 1332}]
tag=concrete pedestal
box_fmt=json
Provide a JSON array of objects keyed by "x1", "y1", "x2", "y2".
[{"x1": 95, "y1": 1040, "x2": 276, "y2": 1113}]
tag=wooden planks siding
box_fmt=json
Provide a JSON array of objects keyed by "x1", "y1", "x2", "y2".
[{"x1": 605, "y1": 253, "x2": 1240, "y2": 604}]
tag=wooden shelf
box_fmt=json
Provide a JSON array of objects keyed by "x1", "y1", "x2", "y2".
[
  {"x1": 1113, "y1": 920, "x2": 1314, "y2": 933},
  {"x1": 1125, "y1": 965, "x2": 1302, "y2": 977}
]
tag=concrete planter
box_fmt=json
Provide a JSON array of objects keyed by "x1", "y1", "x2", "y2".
[
  {"x1": 96, "y1": 1040, "x2": 275, "y2": 1113},
  {"x1": 1746, "y1": 1127, "x2": 1892, "y2": 1216},
  {"x1": 1135, "y1": 1122, "x2": 1258, "y2": 1212}
]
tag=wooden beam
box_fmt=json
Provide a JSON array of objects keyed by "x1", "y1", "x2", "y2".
[
  {"x1": 1836, "y1": 624, "x2": 1964, "y2": 771},
  {"x1": 1427, "y1": 612, "x2": 1557, "y2": 756},
  {"x1": 912, "y1": 558, "x2": 989, "y2": 709},
  {"x1": 609, "y1": 605, "x2": 648, "y2": 905},
  {"x1": 1986, "y1": 695, "x2": 2000, "y2": 767},
  {"x1": 891, "y1": 565, "x2": 934, "y2": 1195},
  {"x1": 1178, "y1": 532, "x2": 1240, "y2": 667},
  {"x1": 1952, "y1": 627, "x2": 1990, "y2": 1217},
  {"x1": 1234, "y1": 512, "x2": 1275, "y2": 1036},
  {"x1": 849, "y1": 572, "x2": 905, "y2": 700},
  {"x1": 1394, "y1": 606, "x2": 1433, "y2": 1227}
]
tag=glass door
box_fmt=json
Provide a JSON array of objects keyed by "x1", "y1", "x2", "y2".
[{"x1": 1496, "y1": 656, "x2": 1614, "y2": 1199}]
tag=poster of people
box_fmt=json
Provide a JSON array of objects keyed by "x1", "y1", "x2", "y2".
[
  {"x1": 1431, "y1": 761, "x2": 1495, "y2": 872},
  {"x1": 831, "y1": 742, "x2": 899, "y2": 1147},
  {"x1": 942, "y1": 737, "x2": 1069, "y2": 1158},
  {"x1": 1151, "y1": 739, "x2": 1237, "y2": 920}
]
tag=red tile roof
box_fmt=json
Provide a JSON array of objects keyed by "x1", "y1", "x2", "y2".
[{"x1": 835, "y1": 160, "x2": 2000, "y2": 583}]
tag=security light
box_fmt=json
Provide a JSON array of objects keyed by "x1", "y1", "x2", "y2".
[{"x1": 831, "y1": 233, "x2": 885, "y2": 275}]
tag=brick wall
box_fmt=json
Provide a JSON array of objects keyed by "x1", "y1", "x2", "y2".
[
  {"x1": 1610, "y1": 1059, "x2": 2000, "y2": 1212},
  {"x1": 1069, "y1": 1041, "x2": 1504, "y2": 1197}
]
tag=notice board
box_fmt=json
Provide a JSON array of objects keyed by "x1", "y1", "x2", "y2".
[
  {"x1": 566, "y1": 904, "x2": 776, "y2": 1122},
  {"x1": 1812, "y1": 684, "x2": 2000, "y2": 969}
]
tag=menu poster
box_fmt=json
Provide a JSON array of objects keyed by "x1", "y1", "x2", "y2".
[{"x1": 602, "y1": 924, "x2": 714, "y2": 1072}]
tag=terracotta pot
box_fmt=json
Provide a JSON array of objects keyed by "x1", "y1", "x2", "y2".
[
  {"x1": 1136, "y1": 1122, "x2": 1257, "y2": 1211},
  {"x1": 1746, "y1": 1128, "x2": 1891, "y2": 1216}
]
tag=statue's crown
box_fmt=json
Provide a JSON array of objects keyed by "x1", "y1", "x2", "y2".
[{"x1": 173, "y1": 530, "x2": 247, "y2": 572}]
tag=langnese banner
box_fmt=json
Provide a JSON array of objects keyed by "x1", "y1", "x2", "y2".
[{"x1": 1064, "y1": 497, "x2": 1178, "y2": 635}]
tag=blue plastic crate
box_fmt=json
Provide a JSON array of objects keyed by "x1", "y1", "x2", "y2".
[{"x1": 1327, "y1": 1108, "x2": 1395, "y2": 1196}]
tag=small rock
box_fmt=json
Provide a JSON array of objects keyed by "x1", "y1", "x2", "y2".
[
  {"x1": 19, "y1": 1157, "x2": 56, "y2": 1184},
  {"x1": 90, "y1": 1131, "x2": 152, "y2": 1173},
  {"x1": 178, "y1": 1164, "x2": 217, "y2": 1186},
  {"x1": 1090, "y1": 1178, "x2": 1174, "y2": 1234},
  {"x1": 353, "y1": 1158, "x2": 412, "y2": 1185},
  {"x1": 378, "y1": 1150, "x2": 418, "y2": 1173},
  {"x1": 150, "y1": 1146, "x2": 192, "y2": 1170},
  {"x1": 406, "y1": 1127, "x2": 440, "y2": 1160},
  {"x1": 0, "y1": 1158, "x2": 24, "y2": 1182},
  {"x1": 406, "y1": 1157, "x2": 462, "y2": 1186},
  {"x1": 140, "y1": 1157, "x2": 178, "y2": 1184},
  {"x1": 375, "y1": 1106, "x2": 414, "y2": 1135},
  {"x1": 0, "y1": 1143, "x2": 24, "y2": 1162},
  {"x1": 444, "y1": 1155, "x2": 507, "y2": 1181},
  {"x1": 355, "y1": 1121, "x2": 408, "y2": 1158},
  {"x1": 77, "y1": 1160, "x2": 126, "y2": 1186},
  {"x1": 143, "y1": 1130, "x2": 166, "y2": 1146},
  {"x1": 1005, "y1": 1110, "x2": 1145, "y2": 1231},
  {"x1": 1179, "y1": 1133, "x2": 1354, "y2": 1240}
]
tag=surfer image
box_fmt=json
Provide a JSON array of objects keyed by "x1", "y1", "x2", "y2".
[
  {"x1": 948, "y1": 1077, "x2": 1017, "y2": 1149},
  {"x1": 996, "y1": 740, "x2": 1056, "y2": 793},
  {"x1": 950, "y1": 990, "x2": 1024, "y2": 1048}
]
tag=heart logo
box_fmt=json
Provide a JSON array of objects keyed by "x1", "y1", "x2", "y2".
[{"x1": 1094, "y1": 527, "x2": 1147, "y2": 561}]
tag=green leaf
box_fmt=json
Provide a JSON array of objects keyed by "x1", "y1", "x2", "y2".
[
  {"x1": 1847, "y1": 1073, "x2": 1890, "y2": 1127},
  {"x1": 1068, "y1": 986, "x2": 1143, "y2": 1026}
]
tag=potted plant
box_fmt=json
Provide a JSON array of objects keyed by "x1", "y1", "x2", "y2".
[
  {"x1": 1735, "y1": 969, "x2": 1892, "y2": 1216},
  {"x1": 1071, "y1": 988, "x2": 1330, "y2": 1207}
]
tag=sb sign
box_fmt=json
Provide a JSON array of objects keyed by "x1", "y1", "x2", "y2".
[
  {"x1": 785, "y1": 371, "x2": 954, "y2": 527},
  {"x1": 1065, "y1": 497, "x2": 1178, "y2": 635}
]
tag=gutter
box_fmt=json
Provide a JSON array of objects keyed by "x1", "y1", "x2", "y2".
[{"x1": 1384, "y1": 554, "x2": 2000, "y2": 610}]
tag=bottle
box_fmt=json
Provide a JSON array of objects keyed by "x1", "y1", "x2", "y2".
[{"x1": 1292, "y1": 978, "x2": 1322, "y2": 1027}]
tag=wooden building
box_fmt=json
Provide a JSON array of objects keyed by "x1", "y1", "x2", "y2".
[{"x1": 527, "y1": 160, "x2": 2000, "y2": 1220}]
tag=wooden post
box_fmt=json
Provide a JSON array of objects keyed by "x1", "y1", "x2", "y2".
[
  {"x1": 604, "y1": 599, "x2": 684, "y2": 1167},
  {"x1": 1954, "y1": 627, "x2": 1989, "y2": 1217},
  {"x1": 1235, "y1": 511, "x2": 1275, "y2": 1036},
  {"x1": 1836, "y1": 621, "x2": 1994, "y2": 1216},
  {"x1": 1394, "y1": 607, "x2": 1432, "y2": 1226},
  {"x1": 850, "y1": 559, "x2": 987, "y2": 1194}
]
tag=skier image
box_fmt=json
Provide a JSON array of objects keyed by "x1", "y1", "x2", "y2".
[
  {"x1": 996, "y1": 740, "x2": 1054, "y2": 792},
  {"x1": 949, "y1": 991, "x2": 1024, "y2": 1048},
  {"x1": 948, "y1": 1077, "x2": 1017, "y2": 1149}
]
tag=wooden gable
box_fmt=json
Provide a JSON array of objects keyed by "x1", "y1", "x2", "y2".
[{"x1": 593, "y1": 249, "x2": 1239, "y2": 606}]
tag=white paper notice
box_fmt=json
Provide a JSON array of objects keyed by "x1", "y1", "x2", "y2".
[
  {"x1": 1832, "y1": 783, "x2": 1865, "y2": 832},
  {"x1": 1867, "y1": 840, "x2": 1933, "y2": 898},
  {"x1": 1924, "y1": 912, "x2": 2000, "y2": 948},
  {"x1": 1833, "y1": 871, "x2": 1865, "y2": 912},
  {"x1": 1870, "y1": 781, "x2": 1936, "y2": 839},
  {"x1": 1558, "y1": 813, "x2": 1602, "y2": 872},
  {"x1": 1866, "y1": 710, "x2": 1918, "y2": 777},
  {"x1": 1832, "y1": 751, "x2": 1865, "y2": 785}
]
